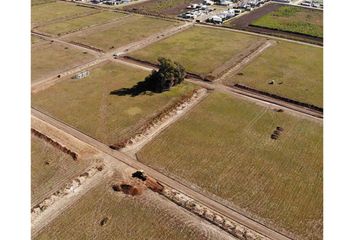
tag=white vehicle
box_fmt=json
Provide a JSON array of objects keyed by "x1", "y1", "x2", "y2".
[{"x1": 203, "y1": 0, "x2": 214, "y2": 5}]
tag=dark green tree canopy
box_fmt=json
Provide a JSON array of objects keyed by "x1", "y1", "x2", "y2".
[
  {"x1": 145, "y1": 57, "x2": 186, "y2": 92},
  {"x1": 111, "y1": 58, "x2": 186, "y2": 97}
]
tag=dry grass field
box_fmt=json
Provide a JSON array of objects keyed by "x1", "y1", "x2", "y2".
[
  {"x1": 31, "y1": 35, "x2": 47, "y2": 45},
  {"x1": 31, "y1": 41, "x2": 95, "y2": 82},
  {"x1": 225, "y1": 41, "x2": 323, "y2": 107},
  {"x1": 65, "y1": 15, "x2": 179, "y2": 52},
  {"x1": 138, "y1": 92, "x2": 323, "y2": 240},
  {"x1": 251, "y1": 5, "x2": 323, "y2": 38},
  {"x1": 31, "y1": 135, "x2": 92, "y2": 207},
  {"x1": 128, "y1": 26, "x2": 266, "y2": 79},
  {"x1": 123, "y1": 0, "x2": 202, "y2": 16},
  {"x1": 32, "y1": 0, "x2": 55, "y2": 6},
  {"x1": 32, "y1": 1, "x2": 98, "y2": 27},
  {"x1": 34, "y1": 179, "x2": 233, "y2": 240},
  {"x1": 32, "y1": 61, "x2": 198, "y2": 145},
  {"x1": 35, "y1": 11, "x2": 128, "y2": 36}
]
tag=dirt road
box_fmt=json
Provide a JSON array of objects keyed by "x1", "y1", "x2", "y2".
[
  {"x1": 31, "y1": 21, "x2": 192, "y2": 93},
  {"x1": 216, "y1": 39, "x2": 276, "y2": 83},
  {"x1": 197, "y1": 23, "x2": 322, "y2": 48},
  {"x1": 116, "y1": 57, "x2": 323, "y2": 121},
  {"x1": 31, "y1": 107, "x2": 292, "y2": 240}
]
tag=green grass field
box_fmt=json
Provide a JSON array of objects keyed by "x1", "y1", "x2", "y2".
[
  {"x1": 225, "y1": 41, "x2": 323, "y2": 107},
  {"x1": 251, "y1": 5, "x2": 323, "y2": 38},
  {"x1": 128, "y1": 26, "x2": 265, "y2": 78},
  {"x1": 32, "y1": 1, "x2": 97, "y2": 27},
  {"x1": 36, "y1": 11, "x2": 128, "y2": 36},
  {"x1": 31, "y1": 136, "x2": 92, "y2": 207},
  {"x1": 66, "y1": 15, "x2": 179, "y2": 52},
  {"x1": 31, "y1": 41, "x2": 95, "y2": 82},
  {"x1": 34, "y1": 180, "x2": 232, "y2": 240},
  {"x1": 32, "y1": 61, "x2": 198, "y2": 145},
  {"x1": 138, "y1": 92, "x2": 323, "y2": 240}
]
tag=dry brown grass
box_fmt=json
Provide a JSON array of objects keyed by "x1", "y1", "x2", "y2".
[
  {"x1": 138, "y1": 92, "x2": 323, "y2": 240},
  {"x1": 31, "y1": 135, "x2": 92, "y2": 207},
  {"x1": 35, "y1": 179, "x2": 233, "y2": 240}
]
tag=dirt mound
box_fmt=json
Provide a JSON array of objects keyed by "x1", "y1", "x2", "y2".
[
  {"x1": 99, "y1": 217, "x2": 109, "y2": 226},
  {"x1": 31, "y1": 128, "x2": 78, "y2": 160},
  {"x1": 112, "y1": 180, "x2": 146, "y2": 196},
  {"x1": 110, "y1": 88, "x2": 207, "y2": 150}
]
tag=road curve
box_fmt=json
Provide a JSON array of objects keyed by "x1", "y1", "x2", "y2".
[{"x1": 31, "y1": 108, "x2": 293, "y2": 240}]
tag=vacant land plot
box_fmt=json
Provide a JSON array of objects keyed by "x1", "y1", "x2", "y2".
[
  {"x1": 225, "y1": 3, "x2": 322, "y2": 44},
  {"x1": 35, "y1": 11, "x2": 128, "y2": 36},
  {"x1": 124, "y1": 0, "x2": 202, "y2": 16},
  {"x1": 225, "y1": 41, "x2": 323, "y2": 107},
  {"x1": 251, "y1": 5, "x2": 323, "y2": 38},
  {"x1": 138, "y1": 92, "x2": 323, "y2": 240},
  {"x1": 34, "y1": 179, "x2": 233, "y2": 240},
  {"x1": 32, "y1": 0, "x2": 55, "y2": 6},
  {"x1": 65, "y1": 15, "x2": 179, "y2": 52},
  {"x1": 31, "y1": 41, "x2": 95, "y2": 82},
  {"x1": 128, "y1": 26, "x2": 265, "y2": 79},
  {"x1": 31, "y1": 135, "x2": 92, "y2": 207},
  {"x1": 31, "y1": 35, "x2": 47, "y2": 45},
  {"x1": 32, "y1": 1, "x2": 97, "y2": 27},
  {"x1": 32, "y1": 61, "x2": 198, "y2": 145}
]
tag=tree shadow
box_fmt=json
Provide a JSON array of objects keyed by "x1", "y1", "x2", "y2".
[{"x1": 110, "y1": 80, "x2": 162, "y2": 97}]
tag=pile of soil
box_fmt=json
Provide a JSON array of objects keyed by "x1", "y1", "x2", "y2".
[{"x1": 112, "y1": 180, "x2": 146, "y2": 196}]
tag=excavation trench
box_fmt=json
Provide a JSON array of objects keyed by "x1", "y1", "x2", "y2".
[{"x1": 31, "y1": 128, "x2": 78, "y2": 160}]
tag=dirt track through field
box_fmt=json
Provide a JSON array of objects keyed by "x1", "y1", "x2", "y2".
[
  {"x1": 115, "y1": 57, "x2": 323, "y2": 121},
  {"x1": 121, "y1": 88, "x2": 208, "y2": 156},
  {"x1": 216, "y1": 39, "x2": 276, "y2": 83},
  {"x1": 31, "y1": 21, "x2": 192, "y2": 93}
]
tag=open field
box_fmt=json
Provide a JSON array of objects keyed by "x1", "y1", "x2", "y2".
[
  {"x1": 124, "y1": 0, "x2": 202, "y2": 16},
  {"x1": 32, "y1": 1, "x2": 98, "y2": 27},
  {"x1": 34, "y1": 179, "x2": 233, "y2": 240},
  {"x1": 35, "y1": 11, "x2": 128, "y2": 36},
  {"x1": 32, "y1": 61, "x2": 198, "y2": 145},
  {"x1": 224, "y1": 41, "x2": 323, "y2": 107},
  {"x1": 31, "y1": 135, "x2": 92, "y2": 207},
  {"x1": 251, "y1": 5, "x2": 323, "y2": 38},
  {"x1": 31, "y1": 35, "x2": 47, "y2": 45},
  {"x1": 224, "y1": 3, "x2": 322, "y2": 44},
  {"x1": 138, "y1": 92, "x2": 323, "y2": 240},
  {"x1": 128, "y1": 26, "x2": 266, "y2": 79},
  {"x1": 31, "y1": 41, "x2": 95, "y2": 82},
  {"x1": 32, "y1": 0, "x2": 55, "y2": 6},
  {"x1": 65, "y1": 15, "x2": 179, "y2": 52}
]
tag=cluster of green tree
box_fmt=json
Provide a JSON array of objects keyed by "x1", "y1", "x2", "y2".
[
  {"x1": 144, "y1": 57, "x2": 186, "y2": 92},
  {"x1": 111, "y1": 58, "x2": 186, "y2": 97}
]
